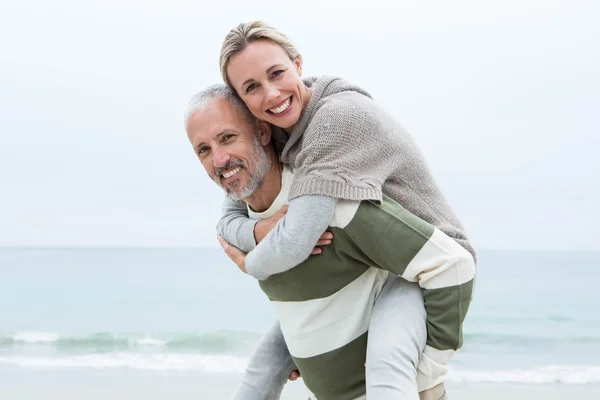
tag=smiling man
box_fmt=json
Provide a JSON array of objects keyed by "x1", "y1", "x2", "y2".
[
  {"x1": 188, "y1": 91, "x2": 279, "y2": 206},
  {"x1": 185, "y1": 84, "x2": 475, "y2": 400}
]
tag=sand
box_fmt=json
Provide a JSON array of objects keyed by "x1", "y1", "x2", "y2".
[{"x1": 1, "y1": 369, "x2": 599, "y2": 399}]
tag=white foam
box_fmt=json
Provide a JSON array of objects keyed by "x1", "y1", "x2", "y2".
[
  {"x1": 448, "y1": 365, "x2": 600, "y2": 384},
  {"x1": 0, "y1": 353, "x2": 248, "y2": 373},
  {"x1": 12, "y1": 332, "x2": 60, "y2": 344},
  {"x1": 1, "y1": 353, "x2": 598, "y2": 385},
  {"x1": 129, "y1": 338, "x2": 167, "y2": 347}
]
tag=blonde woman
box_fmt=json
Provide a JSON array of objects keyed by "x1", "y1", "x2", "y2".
[{"x1": 216, "y1": 21, "x2": 476, "y2": 400}]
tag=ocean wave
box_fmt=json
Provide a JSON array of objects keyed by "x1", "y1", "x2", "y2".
[
  {"x1": 0, "y1": 331, "x2": 260, "y2": 352},
  {"x1": 11, "y1": 332, "x2": 61, "y2": 343},
  {"x1": 0, "y1": 352, "x2": 598, "y2": 384},
  {"x1": 448, "y1": 365, "x2": 600, "y2": 384},
  {"x1": 5, "y1": 331, "x2": 599, "y2": 354},
  {"x1": 463, "y1": 332, "x2": 600, "y2": 347},
  {"x1": 468, "y1": 315, "x2": 583, "y2": 326},
  {"x1": 0, "y1": 353, "x2": 247, "y2": 373}
]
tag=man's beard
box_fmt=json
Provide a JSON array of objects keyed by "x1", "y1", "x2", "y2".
[{"x1": 212, "y1": 137, "x2": 271, "y2": 202}]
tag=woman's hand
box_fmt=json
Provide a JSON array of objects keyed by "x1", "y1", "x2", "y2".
[
  {"x1": 253, "y1": 205, "x2": 289, "y2": 243},
  {"x1": 253, "y1": 205, "x2": 334, "y2": 255},
  {"x1": 217, "y1": 236, "x2": 247, "y2": 274}
]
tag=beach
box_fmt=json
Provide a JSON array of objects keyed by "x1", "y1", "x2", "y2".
[
  {"x1": 1, "y1": 369, "x2": 600, "y2": 399},
  {"x1": 1, "y1": 247, "x2": 599, "y2": 399}
]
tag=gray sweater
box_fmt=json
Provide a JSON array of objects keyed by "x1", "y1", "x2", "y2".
[{"x1": 218, "y1": 75, "x2": 476, "y2": 279}]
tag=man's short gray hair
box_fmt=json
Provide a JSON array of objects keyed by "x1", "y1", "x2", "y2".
[{"x1": 184, "y1": 84, "x2": 255, "y2": 128}]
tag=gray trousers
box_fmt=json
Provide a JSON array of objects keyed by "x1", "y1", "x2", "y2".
[{"x1": 231, "y1": 275, "x2": 433, "y2": 400}]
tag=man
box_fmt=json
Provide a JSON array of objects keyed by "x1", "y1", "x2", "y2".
[{"x1": 185, "y1": 84, "x2": 475, "y2": 400}]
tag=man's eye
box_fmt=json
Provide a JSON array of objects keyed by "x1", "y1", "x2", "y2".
[
  {"x1": 223, "y1": 134, "x2": 235, "y2": 142},
  {"x1": 198, "y1": 147, "x2": 209, "y2": 155}
]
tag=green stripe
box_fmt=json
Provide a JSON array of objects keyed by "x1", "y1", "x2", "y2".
[
  {"x1": 343, "y1": 196, "x2": 435, "y2": 276},
  {"x1": 259, "y1": 195, "x2": 436, "y2": 302},
  {"x1": 258, "y1": 227, "x2": 370, "y2": 302},
  {"x1": 293, "y1": 332, "x2": 368, "y2": 400},
  {"x1": 424, "y1": 279, "x2": 474, "y2": 350}
]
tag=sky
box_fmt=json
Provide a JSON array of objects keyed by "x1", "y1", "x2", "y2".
[{"x1": 0, "y1": 0, "x2": 598, "y2": 251}]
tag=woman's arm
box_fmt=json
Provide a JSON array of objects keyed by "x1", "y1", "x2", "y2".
[{"x1": 244, "y1": 195, "x2": 337, "y2": 280}]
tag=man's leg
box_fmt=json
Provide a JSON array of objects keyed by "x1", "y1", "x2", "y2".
[
  {"x1": 231, "y1": 320, "x2": 297, "y2": 400},
  {"x1": 366, "y1": 274, "x2": 430, "y2": 399}
]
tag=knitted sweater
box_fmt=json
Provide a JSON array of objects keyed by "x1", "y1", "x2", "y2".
[
  {"x1": 273, "y1": 75, "x2": 475, "y2": 261},
  {"x1": 218, "y1": 75, "x2": 476, "y2": 277}
]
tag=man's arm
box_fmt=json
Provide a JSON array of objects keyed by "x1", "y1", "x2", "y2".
[
  {"x1": 245, "y1": 195, "x2": 337, "y2": 280},
  {"x1": 231, "y1": 320, "x2": 297, "y2": 400},
  {"x1": 217, "y1": 197, "x2": 257, "y2": 253},
  {"x1": 346, "y1": 201, "x2": 476, "y2": 390}
]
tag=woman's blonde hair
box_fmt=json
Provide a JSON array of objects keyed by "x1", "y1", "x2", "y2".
[{"x1": 220, "y1": 21, "x2": 300, "y2": 88}]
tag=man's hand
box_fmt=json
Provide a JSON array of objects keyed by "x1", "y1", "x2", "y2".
[
  {"x1": 253, "y1": 205, "x2": 334, "y2": 255},
  {"x1": 313, "y1": 231, "x2": 333, "y2": 255},
  {"x1": 217, "y1": 236, "x2": 247, "y2": 274},
  {"x1": 289, "y1": 370, "x2": 301, "y2": 381}
]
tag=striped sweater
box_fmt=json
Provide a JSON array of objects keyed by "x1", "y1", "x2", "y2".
[{"x1": 248, "y1": 166, "x2": 476, "y2": 399}]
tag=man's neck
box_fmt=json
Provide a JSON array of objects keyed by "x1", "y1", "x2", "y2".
[{"x1": 246, "y1": 160, "x2": 284, "y2": 213}]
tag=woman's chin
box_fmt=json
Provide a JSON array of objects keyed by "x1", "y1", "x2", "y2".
[{"x1": 266, "y1": 113, "x2": 299, "y2": 131}]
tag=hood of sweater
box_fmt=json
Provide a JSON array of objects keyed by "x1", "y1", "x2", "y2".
[{"x1": 271, "y1": 75, "x2": 373, "y2": 155}]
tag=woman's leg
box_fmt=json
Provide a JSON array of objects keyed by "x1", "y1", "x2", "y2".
[{"x1": 365, "y1": 274, "x2": 428, "y2": 399}]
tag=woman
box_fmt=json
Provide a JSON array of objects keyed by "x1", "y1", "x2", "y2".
[{"x1": 217, "y1": 21, "x2": 475, "y2": 400}]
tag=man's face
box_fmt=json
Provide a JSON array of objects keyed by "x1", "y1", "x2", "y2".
[{"x1": 186, "y1": 99, "x2": 271, "y2": 201}]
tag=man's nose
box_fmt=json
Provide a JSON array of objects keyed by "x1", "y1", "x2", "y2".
[{"x1": 212, "y1": 148, "x2": 231, "y2": 168}]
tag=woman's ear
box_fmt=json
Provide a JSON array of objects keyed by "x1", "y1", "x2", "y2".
[
  {"x1": 295, "y1": 55, "x2": 303, "y2": 76},
  {"x1": 255, "y1": 120, "x2": 272, "y2": 146}
]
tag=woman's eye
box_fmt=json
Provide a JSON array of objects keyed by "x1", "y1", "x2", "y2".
[
  {"x1": 272, "y1": 70, "x2": 284, "y2": 78},
  {"x1": 246, "y1": 83, "x2": 257, "y2": 93}
]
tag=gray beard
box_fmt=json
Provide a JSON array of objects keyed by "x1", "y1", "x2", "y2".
[{"x1": 217, "y1": 139, "x2": 272, "y2": 202}]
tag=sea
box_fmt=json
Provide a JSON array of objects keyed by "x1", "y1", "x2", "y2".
[{"x1": 0, "y1": 247, "x2": 599, "y2": 387}]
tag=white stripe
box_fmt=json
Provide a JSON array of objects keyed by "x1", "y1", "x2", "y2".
[
  {"x1": 309, "y1": 394, "x2": 364, "y2": 400},
  {"x1": 309, "y1": 393, "x2": 364, "y2": 400},
  {"x1": 273, "y1": 268, "x2": 389, "y2": 358},
  {"x1": 424, "y1": 345, "x2": 455, "y2": 364},
  {"x1": 416, "y1": 345, "x2": 454, "y2": 391},
  {"x1": 330, "y1": 199, "x2": 361, "y2": 228},
  {"x1": 401, "y1": 229, "x2": 475, "y2": 290},
  {"x1": 247, "y1": 165, "x2": 294, "y2": 220}
]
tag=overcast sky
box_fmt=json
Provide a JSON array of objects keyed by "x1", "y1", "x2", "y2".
[{"x1": 1, "y1": 0, "x2": 598, "y2": 251}]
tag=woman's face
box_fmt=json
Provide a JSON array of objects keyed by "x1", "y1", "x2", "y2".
[{"x1": 227, "y1": 40, "x2": 310, "y2": 131}]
